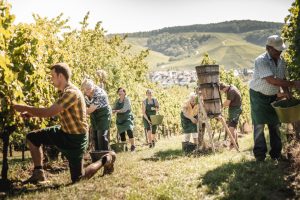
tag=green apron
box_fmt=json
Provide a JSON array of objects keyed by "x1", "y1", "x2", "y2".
[
  {"x1": 58, "y1": 134, "x2": 88, "y2": 165},
  {"x1": 180, "y1": 112, "x2": 197, "y2": 133},
  {"x1": 250, "y1": 89, "x2": 279, "y2": 125},
  {"x1": 228, "y1": 106, "x2": 242, "y2": 123},
  {"x1": 143, "y1": 98, "x2": 157, "y2": 133},
  {"x1": 115, "y1": 100, "x2": 134, "y2": 134},
  {"x1": 90, "y1": 106, "x2": 111, "y2": 131}
]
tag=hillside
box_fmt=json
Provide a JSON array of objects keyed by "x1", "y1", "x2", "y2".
[{"x1": 121, "y1": 20, "x2": 282, "y2": 70}]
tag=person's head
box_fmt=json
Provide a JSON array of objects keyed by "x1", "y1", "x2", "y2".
[
  {"x1": 266, "y1": 35, "x2": 286, "y2": 60},
  {"x1": 146, "y1": 89, "x2": 153, "y2": 98},
  {"x1": 50, "y1": 63, "x2": 72, "y2": 88},
  {"x1": 188, "y1": 92, "x2": 197, "y2": 106},
  {"x1": 81, "y1": 79, "x2": 95, "y2": 97},
  {"x1": 219, "y1": 82, "x2": 228, "y2": 92},
  {"x1": 117, "y1": 87, "x2": 126, "y2": 98},
  {"x1": 96, "y1": 69, "x2": 108, "y2": 82}
]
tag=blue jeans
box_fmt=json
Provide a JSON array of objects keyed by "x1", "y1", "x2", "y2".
[{"x1": 253, "y1": 124, "x2": 282, "y2": 160}]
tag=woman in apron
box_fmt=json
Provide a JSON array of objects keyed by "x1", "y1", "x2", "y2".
[
  {"x1": 112, "y1": 88, "x2": 136, "y2": 151},
  {"x1": 81, "y1": 79, "x2": 111, "y2": 151},
  {"x1": 180, "y1": 93, "x2": 199, "y2": 145},
  {"x1": 142, "y1": 89, "x2": 159, "y2": 148}
]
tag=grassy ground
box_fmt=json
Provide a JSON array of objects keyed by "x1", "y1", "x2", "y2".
[{"x1": 1, "y1": 133, "x2": 296, "y2": 200}]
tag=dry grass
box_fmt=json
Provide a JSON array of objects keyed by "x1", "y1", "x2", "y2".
[{"x1": 1, "y1": 133, "x2": 296, "y2": 200}]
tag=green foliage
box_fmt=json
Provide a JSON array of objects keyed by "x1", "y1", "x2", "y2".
[
  {"x1": 147, "y1": 33, "x2": 212, "y2": 57},
  {"x1": 243, "y1": 29, "x2": 281, "y2": 46},
  {"x1": 200, "y1": 53, "x2": 216, "y2": 65},
  {"x1": 0, "y1": 9, "x2": 191, "y2": 146},
  {"x1": 282, "y1": 0, "x2": 300, "y2": 83},
  {"x1": 127, "y1": 32, "x2": 266, "y2": 70},
  {"x1": 127, "y1": 20, "x2": 283, "y2": 38},
  {"x1": 0, "y1": 1, "x2": 19, "y2": 134},
  {"x1": 282, "y1": 0, "x2": 300, "y2": 139}
]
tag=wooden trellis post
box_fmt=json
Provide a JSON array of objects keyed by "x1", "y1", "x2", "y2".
[{"x1": 197, "y1": 88, "x2": 215, "y2": 153}]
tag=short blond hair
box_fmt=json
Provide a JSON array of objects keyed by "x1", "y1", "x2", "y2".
[
  {"x1": 188, "y1": 92, "x2": 197, "y2": 101},
  {"x1": 96, "y1": 69, "x2": 108, "y2": 81}
]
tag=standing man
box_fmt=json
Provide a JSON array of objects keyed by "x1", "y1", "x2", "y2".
[
  {"x1": 13, "y1": 63, "x2": 115, "y2": 183},
  {"x1": 249, "y1": 35, "x2": 300, "y2": 161},
  {"x1": 220, "y1": 82, "x2": 242, "y2": 148}
]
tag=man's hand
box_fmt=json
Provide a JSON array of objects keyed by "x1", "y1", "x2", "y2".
[
  {"x1": 277, "y1": 92, "x2": 291, "y2": 100},
  {"x1": 191, "y1": 118, "x2": 197, "y2": 124},
  {"x1": 13, "y1": 104, "x2": 29, "y2": 113},
  {"x1": 90, "y1": 104, "x2": 98, "y2": 110}
]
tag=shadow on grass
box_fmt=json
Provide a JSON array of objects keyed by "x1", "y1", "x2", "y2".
[
  {"x1": 6, "y1": 181, "x2": 67, "y2": 198},
  {"x1": 198, "y1": 160, "x2": 294, "y2": 200},
  {"x1": 142, "y1": 149, "x2": 185, "y2": 162},
  {"x1": 0, "y1": 157, "x2": 31, "y2": 165}
]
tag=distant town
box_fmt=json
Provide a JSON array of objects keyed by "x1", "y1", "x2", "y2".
[{"x1": 149, "y1": 69, "x2": 254, "y2": 87}]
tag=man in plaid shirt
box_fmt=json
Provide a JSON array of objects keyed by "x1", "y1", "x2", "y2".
[{"x1": 14, "y1": 63, "x2": 115, "y2": 183}]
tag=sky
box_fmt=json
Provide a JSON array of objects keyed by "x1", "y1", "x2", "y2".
[{"x1": 9, "y1": 0, "x2": 294, "y2": 33}]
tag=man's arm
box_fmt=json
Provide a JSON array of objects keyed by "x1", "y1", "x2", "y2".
[
  {"x1": 182, "y1": 106, "x2": 197, "y2": 123},
  {"x1": 223, "y1": 100, "x2": 231, "y2": 107},
  {"x1": 86, "y1": 104, "x2": 97, "y2": 114},
  {"x1": 264, "y1": 76, "x2": 295, "y2": 88},
  {"x1": 13, "y1": 103, "x2": 63, "y2": 118}
]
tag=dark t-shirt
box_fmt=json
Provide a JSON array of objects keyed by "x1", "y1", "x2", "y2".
[{"x1": 227, "y1": 85, "x2": 242, "y2": 107}]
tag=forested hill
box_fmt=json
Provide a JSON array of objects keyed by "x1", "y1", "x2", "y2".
[
  {"x1": 119, "y1": 20, "x2": 283, "y2": 70},
  {"x1": 125, "y1": 20, "x2": 283, "y2": 37}
]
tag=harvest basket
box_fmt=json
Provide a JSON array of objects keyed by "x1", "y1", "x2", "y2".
[
  {"x1": 272, "y1": 99, "x2": 300, "y2": 123},
  {"x1": 150, "y1": 115, "x2": 164, "y2": 125}
]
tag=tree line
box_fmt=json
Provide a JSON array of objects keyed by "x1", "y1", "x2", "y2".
[
  {"x1": 125, "y1": 20, "x2": 283, "y2": 38},
  {"x1": 147, "y1": 33, "x2": 212, "y2": 57}
]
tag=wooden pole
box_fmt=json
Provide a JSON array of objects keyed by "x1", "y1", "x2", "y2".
[
  {"x1": 219, "y1": 116, "x2": 239, "y2": 151},
  {"x1": 197, "y1": 89, "x2": 215, "y2": 153}
]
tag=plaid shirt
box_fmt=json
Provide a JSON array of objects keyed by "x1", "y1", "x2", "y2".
[
  {"x1": 249, "y1": 52, "x2": 286, "y2": 95},
  {"x1": 56, "y1": 84, "x2": 89, "y2": 134}
]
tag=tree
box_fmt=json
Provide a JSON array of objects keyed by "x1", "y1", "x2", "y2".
[{"x1": 0, "y1": 1, "x2": 18, "y2": 182}]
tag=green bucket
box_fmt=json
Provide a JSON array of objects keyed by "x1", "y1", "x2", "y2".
[
  {"x1": 150, "y1": 115, "x2": 164, "y2": 125},
  {"x1": 272, "y1": 99, "x2": 300, "y2": 123}
]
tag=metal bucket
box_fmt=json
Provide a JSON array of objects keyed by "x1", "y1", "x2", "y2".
[{"x1": 272, "y1": 99, "x2": 300, "y2": 123}]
